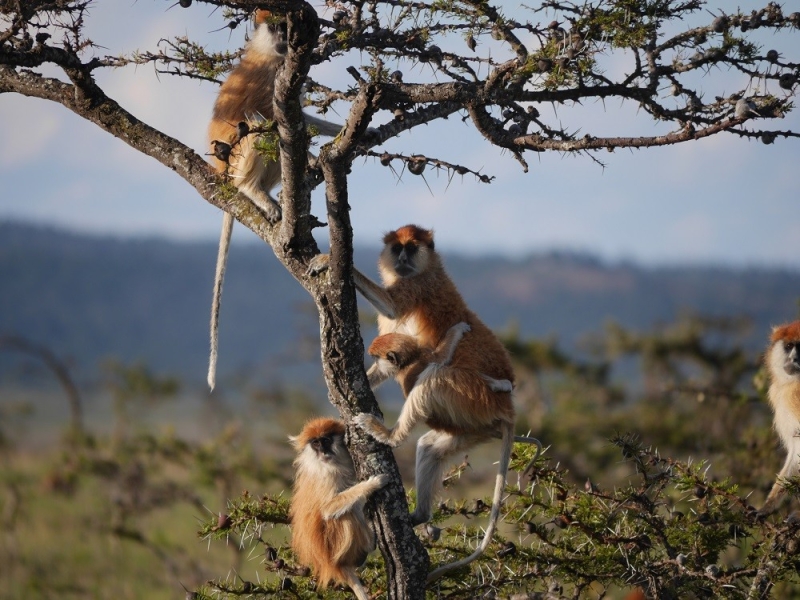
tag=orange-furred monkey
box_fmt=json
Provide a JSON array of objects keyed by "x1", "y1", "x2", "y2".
[
  {"x1": 307, "y1": 225, "x2": 533, "y2": 580},
  {"x1": 363, "y1": 324, "x2": 542, "y2": 581},
  {"x1": 206, "y1": 10, "x2": 341, "y2": 391},
  {"x1": 289, "y1": 418, "x2": 387, "y2": 600},
  {"x1": 761, "y1": 320, "x2": 800, "y2": 515}
]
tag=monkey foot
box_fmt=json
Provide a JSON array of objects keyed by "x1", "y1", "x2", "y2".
[
  {"x1": 306, "y1": 253, "x2": 330, "y2": 276},
  {"x1": 262, "y1": 203, "x2": 282, "y2": 224},
  {"x1": 423, "y1": 523, "x2": 441, "y2": 541},
  {"x1": 451, "y1": 321, "x2": 471, "y2": 335}
]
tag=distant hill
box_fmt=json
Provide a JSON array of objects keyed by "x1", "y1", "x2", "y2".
[{"x1": 1, "y1": 222, "x2": 798, "y2": 388}]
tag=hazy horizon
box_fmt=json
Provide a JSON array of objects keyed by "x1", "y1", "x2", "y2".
[{"x1": 3, "y1": 217, "x2": 799, "y2": 272}]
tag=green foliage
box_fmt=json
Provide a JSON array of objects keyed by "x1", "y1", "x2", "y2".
[
  {"x1": 253, "y1": 127, "x2": 280, "y2": 164},
  {"x1": 190, "y1": 314, "x2": 800, "y2": 599},
  {"x1": 3, "y1": 315, "x2": 800, "y2": 598},
  {"x1": 0, "y1": 382, "x2": 292, "y2": 599}
]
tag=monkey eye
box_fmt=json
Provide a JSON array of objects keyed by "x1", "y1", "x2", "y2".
[
  {"x1": 386, "y1": 351, "x2": 398, "y2": 365},
  {"x1": 786, "y1": 342, "x2": 795, "y2": 353},
  {"x1": 311, "y1": 435, "x2": 335, "y2": 453},
  {"x1": 391, "y1": 243, "x2": 403, "y2": 254}
]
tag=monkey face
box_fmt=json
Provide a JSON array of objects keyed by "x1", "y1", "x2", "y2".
[
  {"x1": 768, "y1": 338, "x2": 800, "y2": 385},
  {"x1": 769, "y1": 322, "x2": 800, "y2": 382},
  {"x1": 266, "y1": 22, "x2": 288, "y2": 55},
  {"x1": 250, "y1": 13, "x2": 288, "y2": 56},
  {"x1": 368, "y1": 333, "x2": 421, "y2": 371},
  {"x1": 309, "y1": 432, "x2": 345, "y2": 462},
  {"x1": 379, "y1": 225, "x2": 434, "y2": 281},
  {"x1": 380, "y1": 240, "x2": 431, "y2": 278},
  {"x1": 782, "y1": 340, "x2": 800, "y2": 376}
]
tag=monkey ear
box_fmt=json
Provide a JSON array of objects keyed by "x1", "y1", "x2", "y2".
[{"x1": 288, "y1": 434, "x2": 302, "y2": 450}]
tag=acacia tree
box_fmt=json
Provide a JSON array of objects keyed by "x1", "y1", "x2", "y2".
[{"x1": 1, "y1": 1, "x2": 798, "y2": 598}]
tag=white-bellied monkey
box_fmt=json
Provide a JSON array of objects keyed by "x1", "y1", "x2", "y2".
[
  {"x1": 760, "y1": 320, "x2": 800, "y2": 515},
  {"x1": 289, "y1": 417, "x2": 388, "y2": 600},
  {"x1": 206, "y1": 10, "x2": 341, "y2": 390}
]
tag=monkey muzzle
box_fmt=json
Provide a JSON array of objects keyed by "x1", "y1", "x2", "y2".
[{"x1": 394, "y1": 254, "x2": 415, "y2": 277}]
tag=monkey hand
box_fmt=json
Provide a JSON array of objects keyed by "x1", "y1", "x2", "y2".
[
  {"x1": 366, "y1": 473, "x2": 391, "y2": 493},
  {"x1": 450, "y1": 322, "x2": 471, "y2": 335},
  {"x1": 306, "y1": 253, "x2": 330, "y2": 276},
  {"x1": 354, "y1": 413, "x2": 397, "y2": 447},
  {"x1": 484, "y1": 376, "x2": 513, "y2": 393}
]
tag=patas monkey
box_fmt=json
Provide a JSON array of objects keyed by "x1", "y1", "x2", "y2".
[
  {"x1": 363, "y1": 325, "x2": 515, "y2": 446},
  {"x1": 289, "y1": 417, "x2": 388, "y2": 600},
  {"x1": 364, "y1": 327, "x2": 541, "y2": 581},
  {"x1": 760, "y1": 320, "x2": 800, "y2": 515},
  {"x1": 206, "y1": 10, "x2": 342, "y2": 390},
  {"x1": 308, "y1": 225, "x2": 531, "y2": 580}
]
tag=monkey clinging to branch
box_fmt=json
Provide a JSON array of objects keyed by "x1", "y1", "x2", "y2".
[
  {"x1": 760, "y1": 320, "x2": 800, "y2": 515},
  {"x1": 364, "y1": 323, "x2": 541, "y2": 581},
  {"x1": 206, "y1": 9, "x2": 342, "y2": 391},
  {"x1": 289, "y1": 417, "x2": 388, "y2": 600},
  {"x1": 308, "y1": 225, "x2": 538, "y2": 580}
]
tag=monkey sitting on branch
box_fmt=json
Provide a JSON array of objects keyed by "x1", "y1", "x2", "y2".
[
  {"x1": 760, "y1": 320, "x2": 800, "y2": 515},
  {"x1": 289, "y1": 417, "x2": 388, "y2": 600},
  {"x1": 206, "y1": 9, "x2": 342, "y2": 391}
]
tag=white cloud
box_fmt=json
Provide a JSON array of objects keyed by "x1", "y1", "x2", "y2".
[{"x1": 0, "y1": 96, "x2": 61, "y2": 167}]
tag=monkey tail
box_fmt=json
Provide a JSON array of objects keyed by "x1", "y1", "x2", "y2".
[
  {"x1": 426, "y1": 420, "x2": 515, "y2": 583},
  {"x1": 208, "y1": 212, "x2": 234, "y2": 391},
  {"x1": 515, "y1": 435, "x2": 544, "y2": 479},
  {"x1": 341, "y1": 567, "x2": 371, "y2": 600}
]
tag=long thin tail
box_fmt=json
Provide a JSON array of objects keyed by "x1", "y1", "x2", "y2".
[
  {"x1": 208, "y1": 212, "x2": 234, "y2": 391},
  {"x1": 342, "y1": 568, "x2": 371, "y2": 600},
  {"x1": 426, "y1": 420, "x2": 515, "y2": 583}
]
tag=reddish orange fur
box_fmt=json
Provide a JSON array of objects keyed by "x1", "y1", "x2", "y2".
[
  {"x1": 374, "y1": 225, "x2": 515, "y2": 429},
  {"x1": 369, "y1": 332, "x2": 512, "y2": 435},
  {"x1": 771, "y1": 321, "x2": 800, "y2": 343},
  {"x1": 253, "y1": 9, "x2": 272, "y2": 25},
  {"x1": 623, "y1": 588, "x2": 646, "y2": 600},
  {"x1": 383, "y1": 224, "x2": 435, "y2": 249},
  {"x1": 207, "y1": 23, "x2": 281, "y2": 178},
  {"x1": 292, "y1": 416, "x2": 345, "y2": 448},
  {"x1": 289, "y1": 418, "x2": 376, "y2": 593}
]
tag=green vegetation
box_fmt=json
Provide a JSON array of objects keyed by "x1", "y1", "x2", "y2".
[{"x1": 2, "y1": 314, "x2": 799, "y2": 598}]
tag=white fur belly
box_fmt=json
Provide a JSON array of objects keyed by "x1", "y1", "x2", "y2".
[
  {"x1": 378, "y1": 313, "x2": 423, "y2": 338},
  {"x1": 774, "y1": 400, "x2": 800, "y2": 449}
]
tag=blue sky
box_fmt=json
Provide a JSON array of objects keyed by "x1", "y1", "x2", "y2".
[{"x1": 1, "y1": 1, "x2": 798, "y2": 267}]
